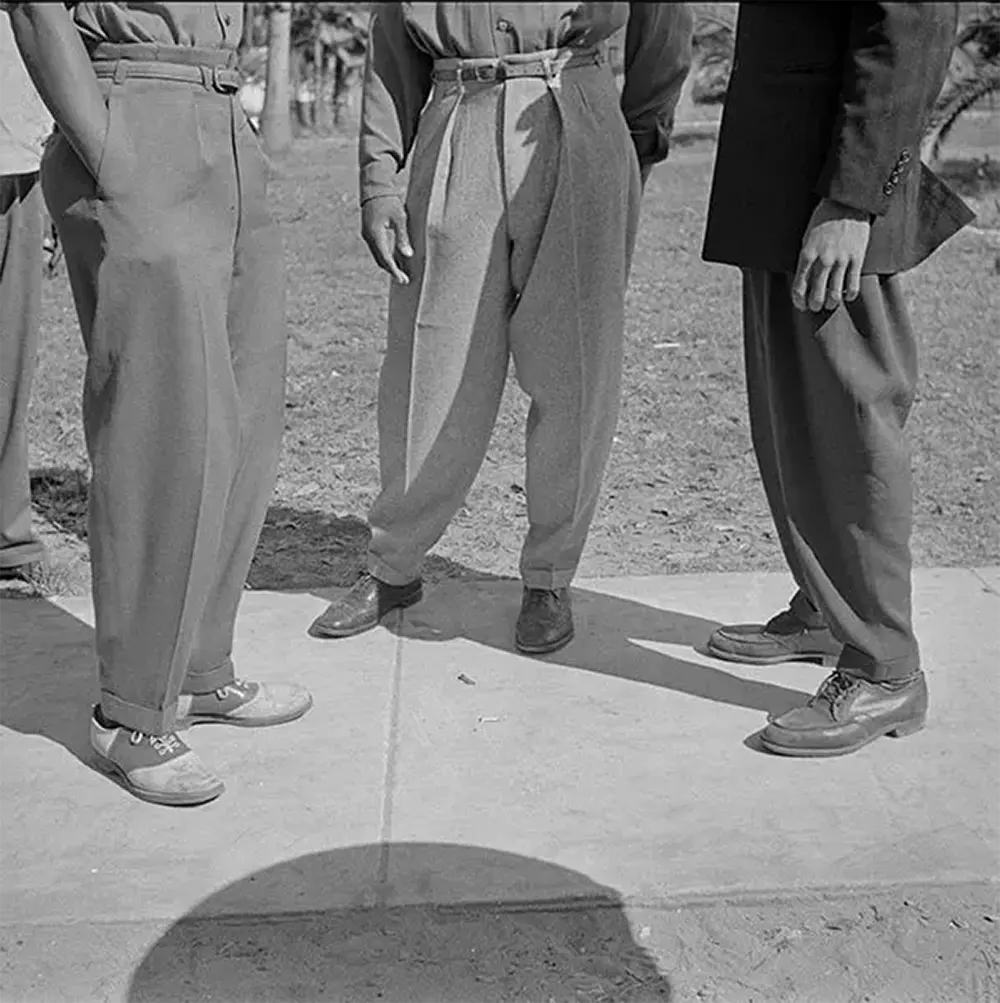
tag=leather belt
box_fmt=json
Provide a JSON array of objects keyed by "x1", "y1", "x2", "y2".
[
  {"x1": 432, "y1": 47, "x2": 601, "y2": 84},
  {"x1": 90, "y1": 43, "x2": 241, "y2": 92}
]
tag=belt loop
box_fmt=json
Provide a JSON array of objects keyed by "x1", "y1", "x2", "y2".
[
  {"x1": 112, "y1": 59, "x2": 128, "y2": 85},
  {"x1": 542, "y1": 55, "x2": 560, "y2": 90},
  {"x1": 199, "y1": 64, "x2": 211, "y2": 90}
]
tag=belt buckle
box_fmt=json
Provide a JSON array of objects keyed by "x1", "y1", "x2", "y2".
[
  {"x1": 211, "y1": 64, "x2": 233, "y2": 92},
  {"x1": 474, "y1": 64, "x2": 497, "y2": 83}
]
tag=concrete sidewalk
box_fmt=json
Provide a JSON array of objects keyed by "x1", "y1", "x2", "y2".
[{"x1": 1, "y1": 567, "x2": 997, "y2": 999}]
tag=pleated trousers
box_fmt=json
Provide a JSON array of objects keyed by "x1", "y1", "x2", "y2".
[
  {"x1": 367, "y1": 54, "x2": 641, "y2": 589},
  {"x1": 743, "y1": 269, "x2": 921, "y2": 682},
  {"x1": 42, "y1": 57, "x2": 286, "y2": 733},
  {"x1": 0, "y1": 172, "x2": 45, "y2": 569}
]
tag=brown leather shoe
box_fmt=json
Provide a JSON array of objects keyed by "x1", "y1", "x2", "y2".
[
  {"x1": 309, "y1": 573, "x2": 422, "y2": 638},
  {"x1": 707, "y1": 596, "x2": 843, "y2": 665},
  {"x1": 515, "y1": 587, "x2": 574, "y2": 655},
  {"x1": 760, "y1": 670, "x2": 928, "y2": 757}
]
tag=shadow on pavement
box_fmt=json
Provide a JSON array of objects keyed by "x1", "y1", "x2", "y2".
[
  {"x1": 249, "y1": 504, "x2": 503, "y2": 591},
  {"x1": 0, "y1": 596, "x2": 95, "y2": 763},
  {"x1": 367, "y1": 578, "x2": 810, "y2": 718},
  {"x1": 127, "y1": 842, "x2": 673, "y2": 1002}
]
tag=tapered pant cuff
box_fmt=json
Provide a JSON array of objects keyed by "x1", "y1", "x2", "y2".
[
  {"x1": 182, "y1": 657, "x2": 236, "y2": 695},
  {"x1": 837, "y1": 644, "x2": 920, "y2": 683},
  {"x1": 367, "y1": 550, "x2": 421, "y2": 587},
  {"x1": 520, "y1": 567, "x2": 576, "y2": 590},
  {"x1": 100, "y1": 691, "x2": 179, "y2": 735},
  {"x1": 0, "y1": 538, "x2": 46, "y2": 569}
]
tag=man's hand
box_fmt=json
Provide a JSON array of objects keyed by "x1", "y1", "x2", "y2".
[
  {"x1": 792, "y1": 198, "x2": 872, "y2": 312},
  {"x1": 361, "y1": 196, "x2": 413, "y2": 285}
]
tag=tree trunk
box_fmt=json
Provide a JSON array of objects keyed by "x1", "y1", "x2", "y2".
[{"x1": 260, "y1": 2, "x2": 292, "y2": 156}]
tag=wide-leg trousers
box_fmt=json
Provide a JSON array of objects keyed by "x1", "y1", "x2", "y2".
[
  {"x1": 0, "y1": 172, "x2": 45, "y2": 569},
  {"x1": 367, "y1": 55, "x2": 642, "y2": 589},
  {"x1": 42, "y1": 57, "x2": 286, "y2": 733},
  {"x1": 742, "y1": 269, "x2": 920, "y2": 683}
]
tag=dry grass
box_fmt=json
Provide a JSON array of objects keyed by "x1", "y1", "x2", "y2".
[{"x1": 22, "y1": 128, "x2": 1000, "y2": 596}]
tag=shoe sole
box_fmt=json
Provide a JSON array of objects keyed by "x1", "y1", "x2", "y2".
[
  {"x1": 308, "y1": 590, "x2": 423, "y2": 639},
  {"x1": 93, "y1": 756, "x2": 225, "y2": 807},
  {"x1": 759, "y1": 716, "x2": 926, "y2": 758},
  {"x1": 516, "y1": 628, "x2": 575, "y2": 656},
  {"x1": 706, "y1": 642, "x2": 840, "y2": 666},
  {"x1": 179, "y1": 694, "x2": 313, "y2": 729}
]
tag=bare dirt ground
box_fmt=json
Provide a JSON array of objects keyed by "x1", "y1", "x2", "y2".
[
  {"x1": 6, "y1": 121, "x2": 998, "y2": 1002},
  {"x1": 118, "y1": 885, "x2": 999, "y2": 1002},
  {"x1": 12, "y1": 123, "x2": 1000, "y2": 597}
]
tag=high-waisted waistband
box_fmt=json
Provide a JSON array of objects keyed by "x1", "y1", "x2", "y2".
[
  {"x1": 90, "y1": 43, "x2": 241, "y2": 92},
  {"x1": 89, "y1": 43, "x2": 238, "y2": 67},
  {"x1": 432, "y1": 47, "x2": 602, "y2": 84}
]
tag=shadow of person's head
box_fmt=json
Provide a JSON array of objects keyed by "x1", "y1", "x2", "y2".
[{"x1": 127, "y1": 841, "x2": 673, "y2": 1002}]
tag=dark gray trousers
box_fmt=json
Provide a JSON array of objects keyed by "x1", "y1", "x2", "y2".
[{"x1": 743, "y1": 269, "x2": 920, "y2": 682}]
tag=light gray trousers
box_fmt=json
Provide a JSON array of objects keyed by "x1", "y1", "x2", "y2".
[
  {"x1": 367, "y1": 54, "x2": 641, "y2": 588},
  {"x1": 0, "y1": 173, "x2": 45, "y2": 569}
]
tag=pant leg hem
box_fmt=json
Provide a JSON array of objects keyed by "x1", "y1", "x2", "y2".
[
  {"x1": 521, "y1": 569, "x2": 576, "y2": 590},
  {"x1": 182, "y1": 657, "x2": 236, "y2": 695},
  {"x1": 837, "y1": 646, "x2": 921, "y2": 683},
  {"x1": 0, "y1": 539, "x2": 46, "y2": 569},
  {"x1": 100, "y1": 692, "x2": 178, "y2": 734},
  {"x1": 367, "y1": 551, "x2": 421, "y2": 587}
]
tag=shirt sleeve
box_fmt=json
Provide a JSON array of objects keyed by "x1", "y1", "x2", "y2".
[
  {"x1": 815, "y1": 2, "x2": 958, "y2": 216},
  {"x1": 358, "y1": 3, "x2": 433, "y2": 206},
  {"x1": 620, "y1": 2, "x2": 693, "y2": 169}
]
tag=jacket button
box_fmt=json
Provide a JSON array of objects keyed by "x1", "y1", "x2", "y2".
[
  {"x1": 899, "y1": 148, "x2": 911, "y2": 163},
  {"x1": 882, "y1": 182, "x2": 894, "y2": 195},
  {"x1": 496, "y1": 18, "x2": 511, "y2": 31}
]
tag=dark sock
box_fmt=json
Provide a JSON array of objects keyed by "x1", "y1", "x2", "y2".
[{"x1": 94, "y1": 705, "x2": 125, "y2": 730}]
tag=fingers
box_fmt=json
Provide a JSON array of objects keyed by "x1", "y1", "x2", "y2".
[
  {"x1": 391, "y1": 206, "x2": 413, "y2": 260},
  {"x1": 844, "y1": 256, "x2": 863, "y2": 302},
  {"x1": 362, "y1": 199, "x2": 412, "y2": 285},
  {"x1": 365, "y1": 227, "x2": 408, "y2": 285},
  {"x1": 823, "y1": 260, "x2": 847, "y2": 311},
  {"x1": 791, "y1": 251, "x2": 812, "y2": 312}
]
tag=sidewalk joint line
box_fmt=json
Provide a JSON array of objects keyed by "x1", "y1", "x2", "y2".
[{"x1": 376, "y1": 612, "x2": 405, "y2": 901}]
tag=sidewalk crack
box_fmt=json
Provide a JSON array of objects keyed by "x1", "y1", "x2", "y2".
[{"x1": 376, "y1": 613, "x2": 405, "y2": 903}]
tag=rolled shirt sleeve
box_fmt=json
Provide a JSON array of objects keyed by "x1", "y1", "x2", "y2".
[
  {"x1": 620, "y1": 2, "x2": 693, "y2": 168},
  {"x1": 815, "y1": 2, "x2": 958, "y2": 216},
  {"x1": 358, "y1": 3, "x2": 433, "y2": 206}
]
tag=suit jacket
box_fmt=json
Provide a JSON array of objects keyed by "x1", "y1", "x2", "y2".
[{"x1": 702, "y1": 2, "x2": 975, "y2": 275}]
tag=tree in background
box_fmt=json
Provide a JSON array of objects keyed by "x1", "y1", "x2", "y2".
[
  {"x1": 924, "y1": 2, "x2": 1000, "y2": 160},
  {"x1": 260, "y1": 2, "x2": 293, "y2": 155}
]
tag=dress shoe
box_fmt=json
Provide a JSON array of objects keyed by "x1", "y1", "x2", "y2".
[
  {"x1": 176, "y1": 679, "x2": 312, "y2": 728},
  {"x1": 760, "y1": 669, "x2": 927, "y2": 757},
  {"x1": 707, "y1": 599, "x2": 842, "y2": 665},
  {"x1": 515, "y1": 587, "x2": 574, "y2": 654},
  {"x1": 309, "y1": 572, "x2": 422, "y2": 638},
  {"x1": 91, "y1": 711, "x2": 224, "y2": 806}
]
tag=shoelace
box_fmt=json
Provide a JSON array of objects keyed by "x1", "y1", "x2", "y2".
[
  {"x1": 810, "y1": 671, "x2": 860, "y2": 709},
  {"x1": 129, "y1": 731, "x2": 183, "y2": 756},
  {"x1": 214, "y1": 679, "x2": 253, "y2": 701}
]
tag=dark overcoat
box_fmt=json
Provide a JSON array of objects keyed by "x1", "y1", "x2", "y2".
[{"x1": 702, "y1": 2, "x2": 975, "y2": 275}]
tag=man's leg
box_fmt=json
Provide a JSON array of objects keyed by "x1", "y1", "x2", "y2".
[
  {"x1": 505, "y1": 65, "x2": 641, "y2": 652},
  {"x1": 0, "y1": 173, "x2": 46, "y2": 572},
  {"x1": 41, "y1": 78, "x2": 253, "y2": 803},
  {"x1": 737, "y1": 269, "x2": 925, "y2": 755},
  {"x1": 311, "y1": 82, "x2": 512, "y2": 638},
  {"x1": 179, "y1": 104, "x2": 310, "y2": 726},
  {"x1": 707, "y1": 270, "x2": 845, "y2": 666}
]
